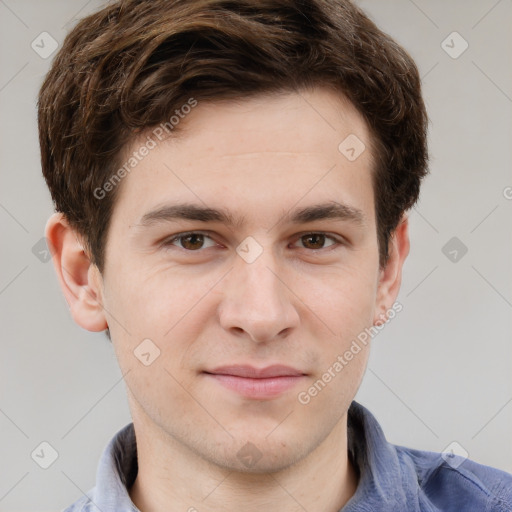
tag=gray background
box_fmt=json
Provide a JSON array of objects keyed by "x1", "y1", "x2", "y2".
[{"x1": 0, "y1": 0, "x2": 511, "y2": 510}]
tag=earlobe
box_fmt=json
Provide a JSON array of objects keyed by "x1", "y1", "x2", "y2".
[
  {"x1": 373, "y1": 215, "x2": 410, "y2": 325},
  {"x1": 45, "y1": 213, "x2": 108, "y2": 332}
]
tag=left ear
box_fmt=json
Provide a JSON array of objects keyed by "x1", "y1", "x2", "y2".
[{"x1": 373, "y1": 214, "x2": 410, "y2": 325}]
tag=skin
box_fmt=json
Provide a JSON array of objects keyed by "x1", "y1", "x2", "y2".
[{"x1": 46, "y1": 87, "x2": 409, "y2": 512}]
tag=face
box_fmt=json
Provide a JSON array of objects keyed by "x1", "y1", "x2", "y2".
[{"x1": 88, "y1": 88, "x2": 399, "y2": 472}]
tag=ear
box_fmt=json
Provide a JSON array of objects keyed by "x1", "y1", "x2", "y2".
[
  {"x1": 373, "y1": 214, "x2": 410, "y2": 325},
  {"x1": 45, "y1": 213, "x2": 108, "y2": 332}
]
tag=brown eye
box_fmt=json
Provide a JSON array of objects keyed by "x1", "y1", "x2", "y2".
[
  {"x1": 295, "y1": 232, "x2": 344, "y2": 254},
  {"x1": 179, "y1": 233, "x2": 205, "y2": 250},
  {"x1": 164, "y1": 232, "x2": 217, "y2": 251},
  {"x1": 300, "y1": 233, "x2": 328, "y2": 250},
  {"x1": 294, "y1": 233, "x2": 340, "y2": 251}
]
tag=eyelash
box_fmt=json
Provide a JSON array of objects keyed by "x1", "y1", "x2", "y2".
[{"x1": 161, "y1": 230, "x2": 344, "y2": 252}]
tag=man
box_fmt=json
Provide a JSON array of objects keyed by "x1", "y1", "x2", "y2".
[{"x1": 38, "y1": 0, "x2": 512, "y2": 510}]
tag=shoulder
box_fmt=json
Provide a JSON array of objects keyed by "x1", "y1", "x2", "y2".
[{"x1": 395, "y1": 445, "x2": 512, "y2": 511}]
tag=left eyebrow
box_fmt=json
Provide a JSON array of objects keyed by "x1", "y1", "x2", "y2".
[
  {"x1": 136, "y1": 200, "x2": 366, "y2": 229},
  {"x1": 285, "y1": 201, "x2": 366, "y2": 226}
]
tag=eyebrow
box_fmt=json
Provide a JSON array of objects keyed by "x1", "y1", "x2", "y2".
[{"x1": 137, "y1": 201, "x2": 366, "y2": 228}]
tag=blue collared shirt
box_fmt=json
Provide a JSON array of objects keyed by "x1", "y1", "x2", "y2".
[{"x1": 63, "y1": 401, "x2": 512, "y2": 511}]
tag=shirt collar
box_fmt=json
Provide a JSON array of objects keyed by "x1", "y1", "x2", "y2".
[
  {"x1": 344, "y1": 401, "x2": 419, "y2": 511},
  {"x1": 91, "y1": 401, "x2": 420, "y2": 511},
  {"x1": 93, "y1": 420, "x2": 139, "y2": 511}
]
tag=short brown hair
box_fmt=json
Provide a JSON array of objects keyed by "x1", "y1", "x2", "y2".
[{"x1": 38, "y1": 0, "x2": 428, "y2": 272}]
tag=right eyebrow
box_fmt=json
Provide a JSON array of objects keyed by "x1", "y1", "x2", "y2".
[{"x1": 137, "y1": 203, "x2": 245, "y2": 228}]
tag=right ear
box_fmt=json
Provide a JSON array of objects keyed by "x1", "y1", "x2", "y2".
[{"x1": 45, "y1": 213, "x2": 108, "y2": 332}]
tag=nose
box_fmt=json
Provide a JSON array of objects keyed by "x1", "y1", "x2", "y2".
[{"x1": 217, "y1": 246, "x2": 300, "y2": 344}]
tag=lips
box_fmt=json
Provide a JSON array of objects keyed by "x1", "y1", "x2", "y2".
[
  {"x1": 203, "y1": 365, "x2": 307, "y2": 399},
  {"x1": 205, "y1": 364, "x2": 305, "y2": 379}
]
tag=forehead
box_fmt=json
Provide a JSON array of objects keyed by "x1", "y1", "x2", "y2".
[
  {"x1": 111, "y1": 87, "x2": 376, "y2": 229},
  {"x1": 155, "y1": 88, "x2": 371, "y2": 155}
]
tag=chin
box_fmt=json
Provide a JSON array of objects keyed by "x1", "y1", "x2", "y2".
[{"x1": 210, "y1": 435, "x2": 312, "y2": 475}]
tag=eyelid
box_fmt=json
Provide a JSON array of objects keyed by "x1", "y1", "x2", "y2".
[
  {"x1": 291, "y1": 231, "x2": 345, "y2": 250},
  {"x1": 161, "y1": 230, "x2": 219, "y2": 249}
]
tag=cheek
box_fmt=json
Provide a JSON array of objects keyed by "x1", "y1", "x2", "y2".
[
  {"x1": 105, "y1": 265, "x2": 225, "y2": 410},
  {"x1": 296, "y1": 274, "x2": 374, "y2": 412},
  {"x1": 301, "y1": 264, "x2": 378, "y2": 339},
  {"x1": 298, "y1": 344, "x2": 370, "y2": 427},
  {"x1": 104, "y1": 260, "x2": 219, "y2": 341},
  {"x1": 123, "y1": 356, "x2": 205, "y2": 435}
]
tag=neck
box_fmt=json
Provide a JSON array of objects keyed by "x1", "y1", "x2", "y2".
[{"x1": 128, "y1": 408, "x2": 358, "y2": 512}]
